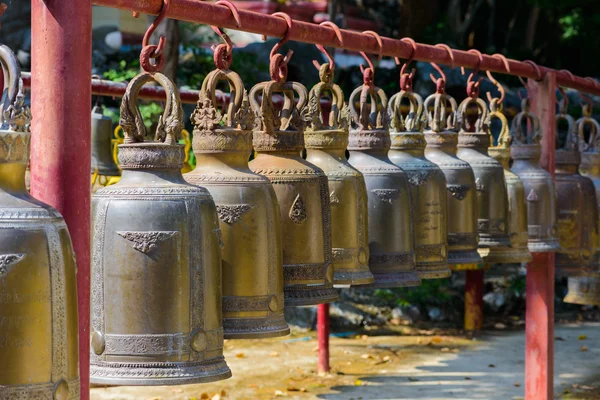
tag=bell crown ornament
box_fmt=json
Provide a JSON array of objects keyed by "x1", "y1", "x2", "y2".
[
  {"x1": 345, "y1": 70, "x2": 420, "y2": 288},
  {"x1": 578, "y1": 104, "x2": 600, "y2": 174},
  {"x1": 248, "y1": 64, "x2": 339, "y2": 305},
  {"x1": 423, "y1": 90, "x2": 483, "y2": 268},
  {"x1": 185, "y1": 62, "x2": 289, "y2": 339},
  {"x1": 510, "y1": 98, "x2": 561, "y2": 252},
  {"x1": 0, "y1": 44, "x2": 80, "y2": 399},
  {"x1": 304, "y1": 63, "x2": 373, "y2": 286},
  {"x1": 388, "y1": 89, "x2": 450, "y2": 279},
  {"x1": 91, "y1": 70, "x2": 231, "y2": 385}
]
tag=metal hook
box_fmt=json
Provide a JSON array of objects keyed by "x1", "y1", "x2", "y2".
[
  {"x1": 359, "y1": 30, "x2": 382, "y2": 87},
  {"x1": 429, "y1": 44, "x2": 453, "y2": 94},
  {"x1": 518, "y1": 60, "x2": 543, "y2": 89},
  {"x1": 394, "y1": 37, "x2": 417, "y2": 92},
  {"x1": 460, "y1": 49, "x2": 483, "y2": 99},
  {"x1": 210, "y1": 1, "x2": 241, "y2": 70},
  {"x1": 485, "y1": 54, "x2": 510, "y2": 105},
  {"x1": 312, "y1": 22, "x2": 342, "y2": 73},
  {"x1": 139, "y1": 0, "x2": 171, "y2": 72},
  {"x1": 556, "y1": 86, "x2": 569, "y2": 115},
  {"x1": 268, "y1": 12, "x2": 294, "y2": 82}
]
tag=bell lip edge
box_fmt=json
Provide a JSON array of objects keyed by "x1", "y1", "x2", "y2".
[
  {"x1": 284, "y1": 289, "x2": 340, "y2": 307},
  {"x1": 358, "y1": 271, "x2": 422, "y2": 288},
  {"x1": 89, "y1": 369, "x2": 232, "y2": 386},
  {"x1": 417, "y1": 267, "x2": 452, "y2": 280},
  {"x1": 563, "y1": 293, "x2": 600, "y2": 307},
  {"x1": 223, "y1": 327, "x2": 291, "y2": 340},
  {"x1": 332, "y1": 269, "x2": 376, "y2": 286}
]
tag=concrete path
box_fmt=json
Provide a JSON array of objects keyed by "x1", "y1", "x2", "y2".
[{"x1": 320, "y1": 323, "x2": 600, "y2": 400}]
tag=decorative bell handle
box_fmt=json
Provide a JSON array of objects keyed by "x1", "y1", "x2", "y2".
[
  {"x1": 511, "y1": 98, "x2": 541, "y2": 145},
  {"x1": 389, "y1": 90, "x2": 424, "y2": 132},
  {"x1": 0, "y1": 44, "x2": 21, "y2": 117}
]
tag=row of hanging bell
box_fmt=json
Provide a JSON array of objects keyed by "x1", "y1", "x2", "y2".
[{"x1": 0, "y1": 45, "x2": 80, "y2": 398}]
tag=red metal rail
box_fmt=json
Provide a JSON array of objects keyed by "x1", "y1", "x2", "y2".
[{"x1": 92, "y1": 0, "x2": 600, "y2": 95}]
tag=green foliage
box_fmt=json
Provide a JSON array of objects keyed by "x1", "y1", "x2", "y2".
[
  {"x1": 559, "y1": 8, "x2": 582, "y2": 39},
  {"x1": 374, "y1": 279, "x2": 455, "y2": 308}
]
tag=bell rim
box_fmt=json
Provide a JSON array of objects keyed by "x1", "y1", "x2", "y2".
[
  {"x1": 527, "y1": 238, "x2": 561, "y2": 253},
  {"x1": 333, "y1": 267, "x2": 375, "y2": 286},
  {"x1": 223, "y1": 326, "x2": 291, "y2": 340},
  {"x1": 481, "y1": 247, "x2": 532, "y2": 264},
  {"x1": 447, "y1": 249, "x2": 484, "y2": 267},
  {"x1": 358, "y1": 271, "x2": 422, "y2": 288},
  {"x1": 416, "y1": 264, "x2": 452, "y2": 280},
  {"x1": 284, "y1": 287, "x2": 340, "y2": 306}
]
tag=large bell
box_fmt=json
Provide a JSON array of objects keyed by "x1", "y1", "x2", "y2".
[
  {"x1": 555, "y1": 107, "x2": 599, "y2": 276},
  {"x1": 184, "y1": 68, "x2": 289, "y2": 339},
  {"x1": 510, "y1": 99, "x2": 561, "y2": 252},
  {"x1": 579, "y1": 106, "x2": 600, "y2": 206},
  {"x1": 564, "y1": 272, "x2": 600, "y2": 306},
  {"x1": 0, "y1": 45, "x2": 80, "y2": 398},
  {"x1": 346, "y1": 82, "x2": 420, "y2": 288},
  {"x1": 423, "y1": 92, "x2": 483, "y2": 268},
  {"x1": 457, "y1": 97, "x2": 511, "y2": 257},
  {"x1": 249, "y1": 80, "x2": 339, "y2": 306},
  {"x1": 388, "y1": 89, "x2": 450, "y2": 279},
  {"x1": 304, "y1": 64, "x2": 374, "y2": 286},
  {"x1": 486, "y1": 102, "x2": 532, "y2": 264},
  {"x1": 91, "y1": 103, "x2": 121, "y2": 177},
  {"x1": 90, "y1": 72, "x2": 230, "y2": 385}
]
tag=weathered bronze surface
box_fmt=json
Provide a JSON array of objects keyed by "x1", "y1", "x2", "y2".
[
  {"x1": 0, "y1": 44, "x2": 80, "y2": 399},
  {"x1": 91, "y1": 72, "x2": 230, "y2": 385},
  {"x1": 388, "y1": 90, "x2": 450, "y2": 279},
  {"x1": 346, "y1": 83, "x2": 420, "y2": 287},
  {"x1": 185, "y1": 68, "x2": 289, "y2": 338},
  {"x1": 457, "y1": 97, "x2": 511, "y2": 253},
  {"x1": 564, "y1": 272, "x2": 600, "y2": 306},
  {"x1": 249, "y1": 80, "x2": 339, "y2": 305},
  {"x1": 304, "y1": 65, "x2": 374, "y2": 286},
  {"x1": 423, "y1": 93, "x2": 483, "y2": 269},
  {"x1": 91, "y1": 104, "x2": 121, "y2": 177},
  {"x1": 486, "y1": 103, "x2": 532, "y2": 264},
  {"x1": 510, "y1": 99, "x2": 561, "y2": 253},
  {"x1": 555, "y1": 107, "x2": 599, "y2": 276}
]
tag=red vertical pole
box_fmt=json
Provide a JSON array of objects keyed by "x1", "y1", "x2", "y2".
[
  {"x1": 30, "y1": 1, "x2": 92, "y2": 398},
  {"x1": 464, "y1": 269, "x2": 484, "y2": 331},
  {"x1": 317, "y1": 303, "x2": 330, "y2": 374},
  {"x1": 525, "y1": 72, "x2": 556, "y2": 400}
]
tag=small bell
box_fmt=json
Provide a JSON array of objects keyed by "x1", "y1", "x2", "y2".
[
  {"x1": 185, "y1": 67, "x2": 289, "y2": 339},
  {"x1": 346, "y1": 82, "x2": 420, "y2": 287},
  {"x1": 388, "y1": 89, "x2": 450, "y2": 279},
  {"x1": 90, "y1": 71, "x2": 230, "y2": 384},
  {"x1": 0, "y1": 45, "x2": 80, "y2": 398},
  {"x1": 555, "y1": 104, "x2": 599, "y2": 276},
  {"x1": 249, "y1": 79, "x2": 339, "y2": 306},
  {"x1": 91, "y1": 103, "x2": 121, "y2": 177},
  {"x1": 423, "y1": 92, "x2": 483, "y2": 268},
  {"x1": 457, "y1": 97, "x2": 511, "y2": 253},
  {"x1": 486, "y1": 101, "x2": 532, "y2": 264},
  {"x1": 304, "y1": 64, "x2": 374, "y2": 286},
  {"x1": 510, "y1": 99, "x2": 561, "y2": 252}
]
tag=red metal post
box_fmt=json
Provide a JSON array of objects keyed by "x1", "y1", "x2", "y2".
[
  {"x1": 525, "y1": 72, "x2": 556, "y2": 400},
  {"x1": 464, "y1": 270, "x2": 484, "y2": 332},
  {"x1": 317, "y1": 303, "x2": 330, "y2": 374},
  {"x1": 30, "y1": 0, "x2": 92, "y2": 398}
]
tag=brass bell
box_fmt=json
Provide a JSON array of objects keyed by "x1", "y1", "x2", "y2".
[
  {"x1": 388, "y1": 89, "x2": 450, "y2": 279},
  {"x1": 579, "y1": 105, "x2": 600, "y2": 204},
  {"x1": 90, "y1": 71, "x2": 231, "y2": 384},
  {"x1": 0, "y1": 45, "x2": 80, "y2": 398},
  {"x1": 457, "y1": 97, "x2": 511, "y2": 255},
  {"x1": 304, "y1": 64, "x2": 374, "y2": 286},
  {"x1": 185, "y1": 67, "x2": 290, "y2": 339},
  {"x1": 249, "y1": 79, "x2": 339, "y2": 306},
  {"x1": 423, "y1": 92, "x2": 483, "y2": 268},
  {"x1": 346, "y1": 83, "x2": 420, "y2": 287},
  {"x1": 564, "y1": 272, "x2": 600, "y2": 306},
  {"x1": 91, "y1": 103, "x2": 121, "y2": 177},
  {"x1": 486, "y1": 101, "x2": 532, "y2": 264},
  {"x1": 555, "y1": 104, "x2": 599, "y2": 276},
  {"x1": 510, "y1": 99, "x2": 561, "y2": 252}
]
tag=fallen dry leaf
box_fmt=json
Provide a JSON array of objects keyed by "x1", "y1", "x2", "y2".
[
  {"x1": 431, "y1": 336, "x2": 443, "y2": 344},
  {"x1": 514, "y1": 383, "x2": 521, "y2": 387},
  {"x1": 269, "y1": 352, "x2": 279, "y2": 357},
  {"x1": 408, "y1": 377, "x2": 419, "y2": 382},
  {"x1": 200, "y1": 394, "x2": 210, "y2": 400},
  {"x1": 221, "y1": 390, "x2": 227, "y2": 397},
  {"x1": 354, "y1": 380, "x2": 363, "y2": 386},
  {"x1": 248, "y1": 384, "x2": 258, "y2": 389},
  {"x1": 581, "y1": 345, "x2": 588, "y2": 352},
  {"x1": 235, "y1": 353, "x2": 245, "y2": 358},
  {"x1": 579, "y1": 334, "x2": 588, "y2": 340},
  {"x1": 488, "y1": 364, "x2": 495, "y2": 368},
  {"x1": 274, "y1": 390, "x2": 286, "y2": 397}
]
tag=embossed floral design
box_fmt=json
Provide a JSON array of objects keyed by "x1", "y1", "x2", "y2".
[
  {"x1": 302, "y1": 94, "x2": 323, "y2": 131},
  {"x1": 329, "y1": 191, "x2": 340, "y2": 205},
  {"x1": 527, "y1": 189, "x2": 539, "y2": 203},
  {"x1": 0, "y1": 254, "x2": 25, "y2": 276},
  {"x1": 371, "y1": 189, "x2": 401, "y2": 204},
  {"x1": 191, "y1": 98, "x2": 222, "y2": 131},
  {"x1": 446, "y1": 184, "x2": 471, "y2": 200},
  {"x1": 117, "y1": 231, "x2": 178, "y2": 254},
  {"x1": 289, "y1": 194, "x2": 307, "y2": 224},
  {"x1": 407, "y1": 170, "x2": 432, "y2": 187},
  {"x1": 216, "y1": 204, "x2": 253, "y2": 224}
]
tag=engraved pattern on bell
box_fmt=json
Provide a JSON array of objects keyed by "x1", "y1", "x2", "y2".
[
  {"x1": 185, "y1": 68, "x2": 289, "y2": 338},
  {"x1": 91, "y1": 71, "x2": 231, "y2": 385},
  {"x1": 510, "y1": 98, "x2": 561, "y2": 253},
  {"x1": 388, "y1": 90, "x2": 450, "y2": 279},
  {"x1": 249, "y1": 79, "x2": 339, "y2": 305},
  {"x1": 0, "y1": 44, "x2": 80, "y2": 399},
  {"x1": 304, "y1": 65, "x2": 374, "y2": 285},
  {"x1": 423, "y1": 92, "x2": 483, "y2": 268},
  {"x1": 347, "y1": 84, "x2": 420, "y2": 287}
]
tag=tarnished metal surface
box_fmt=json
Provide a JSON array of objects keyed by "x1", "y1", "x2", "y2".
[
  {"x1": 510, "y1": 99, "x2": 561, "y2": 253},
  {"x1": 346, "y1": 83, "x2": 420, "y2": 288},
  {"x1": 486, "y1": 104, "x2": 532, "y2": 264},
  {"x1": 249, "y1": 80, "x2": 339, "y2": 306},
  {"x1": 388, "y1": 90, "x2": 450, "y2": 279},
  {"x1": 91, "y1": 105, "x2": 121, "y2": 177},
  {"x1": 457, "y1": 97, "x2": 510, "y2": 252},
  {"x1": 0, "y1": 44, "x2": 80, "y2": 399},
  {"x1": 304, "y1": 65, "x2": 374, "y2": 286},
  {"x1": 423, "y1": 93, "x2": 483, "y2": 269},
  {"x1": 90, "y1": 72, "x2": 230, "y2": 385},
  {"x1": 185, "y1": 68, "x2": 289, "y2": 338},
  {"x1": 554, "y1": 107, "x2": 599, "y2": 276},
  {"x1": 564, "y1": 272, "x2": 600, "y2": 306}
]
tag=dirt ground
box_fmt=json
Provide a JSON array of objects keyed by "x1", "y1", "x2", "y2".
[{"x1": 91, "y1": 324, "x2": 600, "y2": 400}]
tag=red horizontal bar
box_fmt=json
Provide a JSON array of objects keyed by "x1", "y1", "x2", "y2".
[{"x1": 91, "y1": 0, "x2": 600, "y2": 95}]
